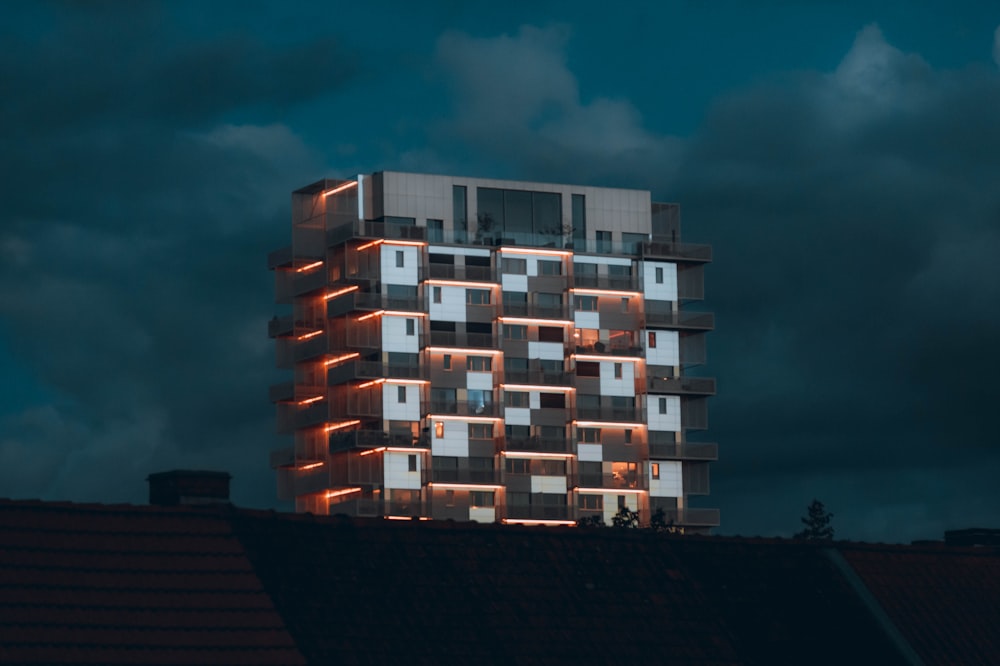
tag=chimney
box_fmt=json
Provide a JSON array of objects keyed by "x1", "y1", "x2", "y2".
[{"x1": 147, "y1": 470, "x2": 232, "y2": 506}]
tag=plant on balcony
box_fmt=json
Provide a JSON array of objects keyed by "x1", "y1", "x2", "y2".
[
  {"x1": 611, "y1": 506, "x2": 640, "y2": 529},
  {"x1": 577, "y1": 515, "x2": 606, "y2": 528}
]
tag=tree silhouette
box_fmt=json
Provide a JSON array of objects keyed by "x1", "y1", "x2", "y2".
[
  {"x1": 577, "y1": 515, "x2": 605, "y2": 528},
  {"x1": 611, "y1": 505, "x2": 640, "y2": 529},
  {"x1": 795, "y1": 499, "x2": 834, "y2": 540}
]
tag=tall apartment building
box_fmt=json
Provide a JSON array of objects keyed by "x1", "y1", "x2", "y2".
[{"x1": 268, "y1": 172, "x2": 718, "y2": 531}]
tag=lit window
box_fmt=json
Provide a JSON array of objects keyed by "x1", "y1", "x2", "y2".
[
  {"x1": 652, "y1": 463, "x2": 660, "y2": 479},
  {"x1": 659, "y1": 397, "x2": 667, "y2": 414},
  {"x1": 408, "y1": 454, "x2": 417, "y2": 472},
  {"x1": 433, "y1": 286, "x2": 442, "y2": 303},
  {"x1": 614, "y1": 363, "x2": 622, "y2": 379},
  {"x1": 396, "y1": 251, "x2": 405, "y2": 268},
  {"x1": 406, "y1": 319, "x2": 415, "y2": 336},
  {"x1": 648, "y1": 331, "x2": 656, "y2": 348},
  {"x1": 398, "y1": 386, "x2": 407, "y2": 403},
  {"x1": 655, "y1": 267, "x2": 663, "y2": 284},
  {"x1": 435, "y1": 421, "x2": 444, "y2": 438},
  {"x1": 443, "y1": 354, "x2": 452, "y2": 371}
]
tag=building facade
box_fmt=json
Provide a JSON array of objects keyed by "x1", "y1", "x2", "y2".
[{"x1": 268, "y1": 172, "x2": 717, "y2": 531}]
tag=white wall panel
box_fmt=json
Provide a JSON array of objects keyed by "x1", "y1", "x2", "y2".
[
  {"x1": 646, "y1": 395, "x2": 681, "y2": 431},
  {"x1": 469, "y1": 507, "x2": 496, "y2": 523},
  {"x1": 599, "y1": 360, "x2": 635, "y2": 396},
  {"x1": 642, "y1": 261, "x2": 677, "y2": 301},
  {"x1": 504, "y1": 407, "x2": 531, "y2": 426},
  {"x1": 577, "y1": 444, "x2": 603, "y2": 462},
  {"x1": 467, "y1": 372, "x2": 494, "y2": 391},
  {"x1": 528, "y1": 341, "x2": 565, "y2": 361},
  {"x1": 380, "y1": 245, "x2": 419, "y2": 286},
  {"x1": 384, "y1": 451, "x2": 422, "y2": 489},
  {"x1": 428, "y1": 285, "x2": 466, "y2": 322},
  {"x1": 430, "y1": 419, "x2": 469, "y2": 456},
  {"x1": 502, "y1": 274, "x2": 529, "y2": 292},
  {"x1": 645, "y1": 330, "x2": 679, "y2": 366},
  {"x1": 602, "y1": 492, "x2": 638, "y2": 525},
  {"x1": 574, "y1": 311, "x2": 600, "y2": 329},
  {"x1": 382, "y1": 316, "x2": 419, "y2": 353},
  {"x1": 383, "y1": 382, "x2": 420, "y2": 422},
  {"x1": 649, "y1": 460, "x2": 683, "y2": 497},
  {"x1": 531, "y1": 476, "x2": 568, "y2": 493}
]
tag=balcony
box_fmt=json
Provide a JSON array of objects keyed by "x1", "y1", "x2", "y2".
[
  {"x1": 427, "y1": 264, "x2": 496, "y2": 282},
  {"x1": 431, "y1": 468, "x2": 501, "y2": 484},
  {"x1": 646, "y1": 376, "x2": 716, "y2": 396},
  {"x1": 504, "y1": 436, "x2": 573, "y2": 454},
  {"x1": 641, "y1": 241, "x2": 712, "y2": 263},
  {"x1": 503, "y1": 369, "x2": 573, "y2": 386},
  {"x1": 502, "y1": 302, "x2": 569, "y2": 319},
  {"x1": 647, "y1": 441, "x2": 718, "y2": 461},
  {"x1": 329, "y1": 429, "x2": 423, "y2": 453},
  {"x1": 291, "y1": 268, "x2": 327, "y2": 297},
  {"x1": 572, "y1": 274, "x2": 639, "y2": 290},
  {"x1": 327, "y1": 361, "x2": 426, "y2": 385},
  {"x1": 643, "y1": 309, "x2": 715, "y2": 331},
  {"x1": 657, "y1": 507, "x2": 720, "y2": 528},
  {"x1": 326, "y1": 290, "x2": 424, "y2": 317},
  {"x1": 575, "y1": 405, "x2": 641, "y2": 422},
  {"x1": 276, "y1": 400, "x2": 328, "y2": 432},
  {"x1": 267, "y1": 246, "x2": 293, "y2": 269},
  {"x1": 426, "y1": 401, "x2": 499, "y2": 417},
  {"x1": 427, "y1": 331, "x2": 495, "y2": 349},
  {"x1": 329, "y1": 498, "x2": 427, "y2": 518},
  {"x1": 267, "y1": 314, "x2": 295, "y2": 338},
  {"x1": 504, "y1": 505, "x2": 572, "y2": 521},
  {"x1": 327, "y1": 219, "x2": 428, "y2": 246},
  {"x1": 576, "y1": 473, "x2": 646, "y2": 490},
  {"x1": 574, "y1": 342, "x2": 643, "y2": 357}
]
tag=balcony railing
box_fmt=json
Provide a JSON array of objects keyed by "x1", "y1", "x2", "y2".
[
  {"x1": 327, "y1": 219, "x2": 428, "y2": 245},
  {"x1": 504, "y1": 505, "x2": 572, "y2": 521},
  {"x1": 574, "y1": 343, "x2": 643, "y2": 357},
  {"x1": 575, "y1": 406, "x2": 641, "y2": 422},
  {"x1": 277, "y1": 400, "x2": 328, "y2": 432},
  {"x1": 503, "y1": 369, "x2": 573, "y2": 386},
  {"x1": 643, "y1": 310, "x2": 715, "y2": 331},
  {"x1": 647, "y1": 441, "x2": 718, "y2": 461},
  {"x1": 504, "y1": 436, "x2": 573, "y2": 453},
  {"x1": 641, "y1": 241, "x2": 713, "y2": 262},
  {"x1": 426, "y1": 401, "x2": 499, "y2": 417},
  {"x1": 646, "y1": 376, "x2": 716, "y2": 396},
  {"x1": 572, "y1": 274, "x2": 639, "y2": 290},
  {"x1": 329, "y1": 498, "x2": 427, "y2": 518},
  {"x1": 575, "y1": 473, "x2": 646, "y2": 490},
  {"x1": 427, "y1": 264, "x2": 496, "y2": 282},
  {"x1": 329, "y1": 429, "x2": 424, "y2": 453},
  {"x1": 430, "y1": 468, "x2": 501, "y2": 484},
  {"x1": 502, "y1": 303, "x2": 569, "y2": 319},
  {"x1": 427, "y1": 331, "x2": 495, "y2": 348},
  {"x1": 267, "y1": 314, "x2": 295, "y2": 338}
]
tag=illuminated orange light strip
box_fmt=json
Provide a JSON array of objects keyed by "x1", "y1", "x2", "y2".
[
  {"x1": 356, "y1": 310, "x2": 384, "y2": 321},
  {"x1": 574, "y1": 420, "x2": 647, "y2": 429},
  {"x1": 498, "y1": 317, "x2": 574, "y2": 326},
  {"x1": 498, "y1": 247, "x2": 573, "y2": 257},
  {"x1": 295, "y1": 261, "x2": 324, "y2": 273},
  {"x1": 427, "y1": 415, "x2": 502, "y2": 423},
  {"x1": 502, "y1": 519, "x2": 577, "y2": 526},
  {"x1": 356, "y1": 378, "x2": 386, "y2": 389},
  {"x1": 425, "y1": 279, "x2": 499, "y2": 289},
  {"x1": 323, "y1": 420, "x2": 361, "y2": 433},
  {"x1": 359, "y1": 447, "x2": 386, "y2": 457},
  {"x1": 385, "y1": 446, "x2": 430, "y2": 453},
  {"x1": 297, "y1": 396, "x2": 324, "y2": 406},
  {"x1": 323, "y1": 285, "x2": 359, "y2": 300},
  {"x1": 356, "y1": 239, "x2": 384, "y2": 251},
  {"x1": 501, "y1": 384, "x2": 575, "y2": 392},
  {"x1": 297, "y1": 461, "x2": 325, "y2": 471},
  {"x1": 325, "y1": 487, "x2": 362, "y2": 499},
  {"x1": 429, "y1": 483, "x2": 505, "y2": 490},
  {"x1": 321, "y1": 181, "x2": 358, "y2": 197},
  {"x1": 502, "y1": 451, "x2": 576, "y2": 459},
  {"x1": 426, "y1": 347, "x2": 503, "y2": 355},
  {"x1": 384, "y1": 379, "x2": 429, "y2": 385},
  {"x1": 572, "y1": 287, "x2": 642, "y2": 297},
  {"x1": 386, "y1": 516, "x2": 432, "y2": 520},
  {"x1": 324, "y1": 352, "x2": 360, "y2": 366},
  {"x1": 384, "y1": 240, "x2": 427, "y2": 247},
  {"x1": 576, "y1": 488, "x2": 647, "y2": 494},
  {"x1": 296, "y1": 330, "x2": 324, "y2": 341},
  {"x1": 572, "y1": 354, "x2": 645, "y2": 363},
  {"x1": 383, "y1": 310, "x2": 428, "y2": 317}
]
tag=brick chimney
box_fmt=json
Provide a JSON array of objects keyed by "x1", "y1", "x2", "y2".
[{"x1": 147, "y1": 470, "x2": 231, "y2": 506}]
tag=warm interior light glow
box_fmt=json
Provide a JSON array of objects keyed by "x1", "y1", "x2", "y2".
[
  {"x1": 297, "y1": 395, "x2": 324, "y2": 406},
  {"x1": 295, "y1": 261, "x2": 324, "y2": 273},
  {"x1": 323, "y1": 420, "x2": 361, "y2": 433},
  {"x1": 323, "y1": 285, "x2": 359, "y2": 300},
  {"x1": 426, "y1": 347, "x2": 504, "y2": 355},
  {"x1": 498, "y1": 317, "x2": 574, "y2": 326},
  {"x1": 502, "y1": 519, "x2": 577, "y2": 526},
  {"x1": 356, "y1": 378, "x2": 386, "y2": 389},
  {"x1": 425, "y1": 279, "x2": 499, "y2": 289},
  {"x1": 356, "y1": 239, "x2": 384, "y2": 251},
  {"x1": 359, "y1": 447, "x2": 387, "y2": 456},
  {"x1": 297, "y1": 461, "x2": 325, "y2": 471},
  {"x1": 356, "y1": 310, "x2": 384, "y2": 321},
  {"x1": 502, "y1": 451, "x2": 576, "y2": 459},
  {"x1": 498, "y1": 247, "x2": 572, "y2": 257},
  {"x1": 572, "y1": 354, "x2": 645, "y2": 363},
  {"x1": 321, "y1": 181, "x2": 358, "y2": 197},
  {"x1": 325, "y1": 487, "x2": 361, "y2": 499},
  {"x1": 324, "y1": 352, "x2": 360, "y2": 366},
  {"x1": 296, "y1": 330, "x2": 324, "y2": 341},
  {"x1": 500, "y1": 384, "x2": 575, "y2": 392},
  {"x1": 574, "y1": 420, "x2": 647, "y2": 429},
  {"x1": 572, "y1": 287, "x2": 642, "y2": 297}
]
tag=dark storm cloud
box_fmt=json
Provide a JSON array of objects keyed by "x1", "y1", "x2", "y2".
[
  {"x1": 431, "y1": 24, "x2": 1000, "y2": 540},
  {"x1": 0, "y1": 4, "x2": 356, "y2": 505}
]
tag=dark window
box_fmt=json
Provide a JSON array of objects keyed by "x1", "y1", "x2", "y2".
[
  {"x1": 427, "y1": 219, "x2": 444, "y2": 242},
  {"x1": 576, "y1": 361, "x2": 600, "y2": 378},
  {"x1": 467, "y1": 356, "x2": 492, "y2": 372},
  {"x1": 502, "y1": 258, "x2": 527, "y2": 274},
  {"x1": 578, "y1": 428, "x2": 599, "y2": 443},
  {"x1": 443, "y1": 354, "x2": 451, "y2": 370},
  {"x1": 408, "y1": 455, "x2": 417, "y2": 472},
  {"x1": 579, "y1": 494, "x2": 602, "y2": 510},
  {"x1": 466, "y1": 289, "x2": 491, "y2": 305},
  {"x1": 430, "y1": 320, "x2": 456, "y2": 332},
  {"x1": 468, "y1": 423, "x2": 492, "y2": 438},
  {"x1": 503, "y1": 290, "x2": 528, "y2": 303},
  {"x1": 505, "y1": 391, "x2": 529, "y2": 407},
  {"x1": 571, "y1": 194, "x2": 586, "y2": 246},
  {"x1": 609, "y1": 264, "x2": 632, "y2": 276},
  {"x1": 453, "y1": 186, "x2": 468, "y2": 243},
  {"x1": 433, "y1": 286, "x2": 442, "y2": 303},
  {"x1": 575, "y1": 296, "x2": 597, "y2": 311},
  {"x1": 429, "y1": 253, "x2": 454, "y2": 264},
  {"x1": 538, "y1": 326, "x2": 564, "y2": 343},
  {"x1": 541, "y1": 459, "x2": 566, "y2": 475},
  {"x1": 466, "y1": 255, "x2": 491, "y2": 267},
  {"x1": 596, "y1": 230, "x2": 612, "y2": 253},
  {"x1": 655, "y1": 267, "x2": 664, "y2": 284},
  {"x1": 405, "y1": 319, "x2": 415, "y2": 336},
  {"x1": 622, "y1": 232, "x2": 646, "y2": 254},
  {"x1": 574, "y1": 262, "x2": 597, "y2": 275},
  {"x1": 504, "y1": 357, "x2": 528, "y2": 371},
  {"x1": 614, "y1": 363, "x2": 623, "y2": 379},
  {"x1": 465, "y1": 321, "x2": 491, "y2": 334},
  {"x1": 397, "y1": 386, "x2": 406, "y2": 403},
  {"x1": 659, "y1": 397, "x2": 668, "y2": 414},
  {"x1": 505, "y1": 458, "x2": 530, "y2": 474},
  {"x1": 624, "y1": 429, "x2": 633, "y2": 444},
  {"x1": 538, "y1": 259, "x2": 561, "y2": 275},
  {"x1": 395, "y1": 251, "x2": 404, "y2": 268},
  {"x1": 539, "y1": 392, "x2": 565, "y2": 409},
  {"x1": 505, "y1": 424, "x2": 530, "y2": 439},
  {"x1": 537, "y1": 293, "x2": 562, "y2": 307},
  {"x1": 504, "y1": 324, "x2": 527, "y2": 340},
  {"x1": 471, "y1": 491, "x2": 495, "y2": 507}
]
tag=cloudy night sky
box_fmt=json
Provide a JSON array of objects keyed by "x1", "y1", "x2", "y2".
[{"x1": 2, "y1": 1, "x2": 999, "y2": 543}]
